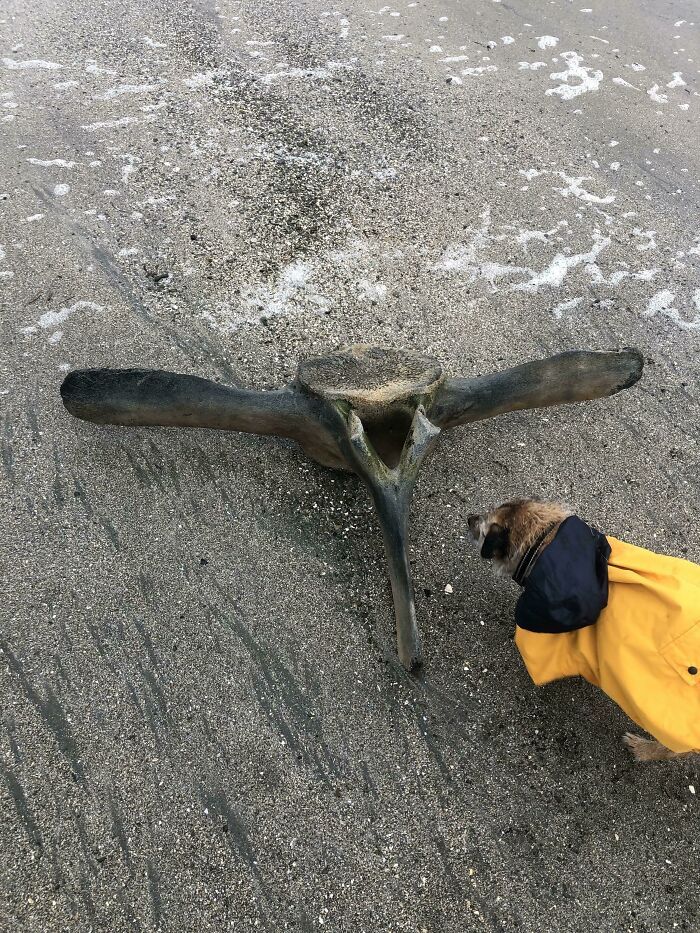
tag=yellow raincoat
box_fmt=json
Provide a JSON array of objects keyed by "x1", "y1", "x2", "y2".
[{"x1": 516, "y1": 535, "x2": 700, "y2": 753}]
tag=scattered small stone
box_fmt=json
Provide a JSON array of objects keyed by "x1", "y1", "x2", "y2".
[{"x1": 444, "y1": 583, "x2": 453, "y2": 594}]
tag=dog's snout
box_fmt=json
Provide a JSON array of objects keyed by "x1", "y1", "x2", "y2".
[{"x1": 467, "y1": 513, "x2": 480, "y2": 538}]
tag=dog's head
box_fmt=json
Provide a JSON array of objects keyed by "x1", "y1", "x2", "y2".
[{"x1": 467, "y1": 498, "x2": 571, "y2": 576}]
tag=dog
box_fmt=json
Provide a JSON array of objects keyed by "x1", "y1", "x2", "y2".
[{"x1": 467, "y1": 499, "x2": 700, "y2": 761}]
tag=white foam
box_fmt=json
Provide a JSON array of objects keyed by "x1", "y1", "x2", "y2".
[
  {"x1": 53, "y1": 183, "x2": 70, "y2": 197},
  {"x1": 647, "y1": 85, "x2": 667, "y2": 103},
  {"x1": 434, "y1": 206, "x2": 498, "y2": 273},
  {"x1": 461, "y1": 65, "x2": 498, "y2": 76},
  {"x1": 81, "y1": 116, "x2": 139, "y2": 131},
  {"x1": 94, "y1": 83, "x2": 156, "y2": 100},
  {"x1": 357, "y1": 279, "x2": 387, "y2": 301},
  {"x1": 22, "y1": 213, "x2": 44, "y2": 222},
  {"x1": 3, "y1": 58, "x2": 61, "y2": 70},
  {"x1": 259, "y1": 60, "x2": 354, "y2": 83},
  {"x1": 480, "y1": 260, "x2": 532, "y2": 290},
  {"x1": 120, "y1": 154, "x2": 140, "y2": 184},
  {"x1": 556, "y1": 172, "x2": 614, "y2": 204},
  {"x1": 667, "y1": 72, "x2": 686, "y2": 88},
  {"x1": 182, "y1": 67, "x2": 230, "y2": 88},
  {"x1": 612, "y1": 77, "x2": 639, "y2": 90},
  {"x1": 432, "y1": 208, "x2": 669, "y2": 300},
  {"x1": 327, "y1": 239, "x2": 371, "y2": 265},
  {"x1": 645, "y1": 289, "x2": 700, "y2": 331},
  {"x1": 143, "y1": 37, "x2": 166, "y2": 48},
  {"x1": 514, "y1": 233, "x2": 610, "y2": 291},
  {"x1": 537, "y1": 35, "x2": 559, "y2": 49},
  {"x1": 24, "y1": 300, "x2": 104, "y2": 333},
  {"x1": 546, "y1": 51, "x2": 603, "y2": 100},
  {"x1": 645, "y1": 290, "x2": 675, "y2": 317},
  {"x1": 27, "y1": 158, "x2": 76, "y2": 168},
  {"x1": 434, "y1": 209, "x2": 599, "y2": 293},
  {"x1": 234, "y1": 260, "x2": 329, "y2": 324},
  {"x1": 516, "y1": 230, "x2": 547, "y2": 248},
  {"x1": 140, "y1": 195, "x2": 175, "y2": 205},
  {"x1": 588, "y1": 267, "x2": 657, "y2": 286},
  {"x1": 519, "y1": 61, "x2": 547, "y2": 70},
  {"x1": 552, "y1": 296, "x2": 583, "y2": 318},
  {"x1": 633, "y1": 227, "x2": 657, "y2": 251},
  {"x1": 85, "y1": 61, "x2": 116, "y2": 76},
  {"x1": 501, "y1": 36, "x2": 515, "y2": 45}
]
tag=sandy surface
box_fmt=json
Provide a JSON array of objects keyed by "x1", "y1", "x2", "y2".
[{"x1": 1, "y1": 0, "x2": 699, "y2": 929}]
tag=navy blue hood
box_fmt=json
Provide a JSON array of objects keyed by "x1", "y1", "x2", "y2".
[{"x1": 514, "y1": 516, "x2": 611, "y2": 634}]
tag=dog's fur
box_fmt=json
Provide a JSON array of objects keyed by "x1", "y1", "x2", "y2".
[{"x1": 467, "y1": 498, "x2": 692, "y2": 762}]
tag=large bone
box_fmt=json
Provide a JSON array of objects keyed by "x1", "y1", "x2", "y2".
[{"x1": 61, "y1": 346, "x2": 643, "y2": 669}]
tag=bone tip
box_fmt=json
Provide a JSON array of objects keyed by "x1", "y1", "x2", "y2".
[
  {"x1": 60, "y1": 369, "x2": 91, "y2": 412},
  {"x1": 60, "y1": 369, "x2": 81, "y2": 401},
  {"x1": 399, "y1": 646, "x2": 424, "y2": 671},
  {"x1": 618, "y1": 347, "x2": 644, "y2": 390}
]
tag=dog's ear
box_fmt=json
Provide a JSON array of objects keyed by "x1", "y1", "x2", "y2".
[{"x1": 481, "y1": 522, "x2": 509, "y2": 560}]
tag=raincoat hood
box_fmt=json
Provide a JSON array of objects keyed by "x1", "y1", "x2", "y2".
[{"x1": 515, "y1": 516, "x2": 611, "y2": 634}]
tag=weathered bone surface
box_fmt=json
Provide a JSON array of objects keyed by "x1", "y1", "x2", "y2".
[
  {"x1": 61, "y1": 345, "x2": 643, "y2": 670},
  {"x1": 297, "y1": 344, "x2": 444, "y2": 415}
]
